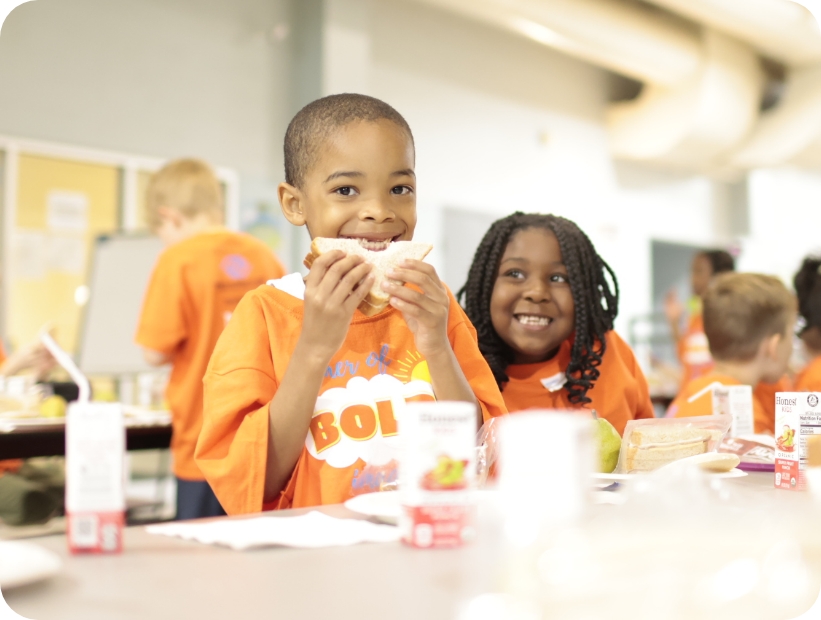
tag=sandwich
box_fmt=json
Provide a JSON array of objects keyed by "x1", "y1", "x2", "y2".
[
  {"x1": 303, "y1": 238, "x2": 433, "y2": 316},
  {"x1": 624, "y1": 426, "x2": 714, "y2": 473}
]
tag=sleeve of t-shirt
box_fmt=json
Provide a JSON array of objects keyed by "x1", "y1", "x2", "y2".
[
  {"x1": 196, "y1": 291, "x2": 276, "y2": 515},
  {"x1": 135, "y1": 253, "x2": 187, "y2": 354},
  {"x1": 445, "y1": 291, "x2": 508, "y2": 423}
]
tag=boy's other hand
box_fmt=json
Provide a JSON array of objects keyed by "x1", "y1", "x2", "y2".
[
  {"x1": 664, "y1": 290, "x2": 684, "y2": 325},
  {"x1": 301, "y1": 250, "x2": 374, "y2": 361},
  {"x1": 383, "y1": 260, "x2": 450, "y2": 358}
]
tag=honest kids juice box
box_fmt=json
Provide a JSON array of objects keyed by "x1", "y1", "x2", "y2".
[
  {"x1": 775, "y1": 392, "x2": 821, "y2": 491},
  {"x1": 399, "y1": 401, "x2": 477, "y2": 548}
]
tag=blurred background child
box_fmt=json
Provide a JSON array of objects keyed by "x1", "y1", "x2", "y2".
[
  {"x1": 459, "y1": 212, "x2": 653, "y2": 435},
  {"x1": 664, "y1": 249, "x2": 735, "y2": 387},
  {"x1": 794, "y1": 256, "x2": 821, "y2": 392},
  {"x1": 136, "y1": 158, "x2": 285, "y2": 520},
  {"x1": 666, "y1": 273, "x2": 796, "y2": 434}
]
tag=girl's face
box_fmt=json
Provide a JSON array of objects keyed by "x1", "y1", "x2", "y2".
[
  {"x1": 490, "y1": 227, "x2": 576, "y2": 365},
  {"x1": 691, "y1": 253, "x2": 714, "y2": 298}
]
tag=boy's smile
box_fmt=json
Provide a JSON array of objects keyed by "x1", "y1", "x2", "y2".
[
  {"x1": 279, "y1": 119, "x2": 417, "y2": 244},
  {"x1": 490, "y1": 228, "x2": 575, "y2": 365}
]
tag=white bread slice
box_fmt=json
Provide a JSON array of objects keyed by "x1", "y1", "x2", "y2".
[
  {"x1": 629, "y1": 426, "x2": 713, "y2": 447},
  {"x1": 303, "y1": 238, "x2": 432, "y2": 316},
  {"x1": 625, "y1": 440, "x2": 708, "y2": 472}
]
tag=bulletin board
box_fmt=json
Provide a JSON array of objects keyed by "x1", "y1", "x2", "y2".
[{"x1": 8, "y1": 154, "x2": 120, "y2": 354}]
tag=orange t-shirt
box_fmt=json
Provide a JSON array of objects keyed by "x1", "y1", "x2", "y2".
[
  {"x1": 197, "y1": 274, "x2": 507, "y2": 515},
  {"x1": 136, "y1": 230, "x2": 285, "y2": 480},
  {"x1": 666, "y1": 373, "x2": 771, "y2": 434},
  {"x1": 678, "y1": 312, "x2": 714, "y2": 386},
  {"x1": 796, "y1": 357, "x2": 821, "y2": 392},
  {"x1": 501, "y1": 331, "x2": 654, "y2": 436}
]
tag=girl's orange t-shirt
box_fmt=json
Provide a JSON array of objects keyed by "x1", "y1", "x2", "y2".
[
  {"x1": 197, "y1": 275, "x2": 507, "y2": 515},
  {"x1": 501, "y1": 331, "x2": 654, "y2": 436}
]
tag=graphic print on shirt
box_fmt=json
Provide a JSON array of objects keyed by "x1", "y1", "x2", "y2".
[{"x1": 305, "y1": 347, "x2": 435, "y2": 490}]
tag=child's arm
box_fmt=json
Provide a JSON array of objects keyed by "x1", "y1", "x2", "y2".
[
  {"x1": 382, "y1": 260, "x2": 478, "y2": 412},
  {"x1": 263, "y1": 251, "x2": 374, "y2": 502}
]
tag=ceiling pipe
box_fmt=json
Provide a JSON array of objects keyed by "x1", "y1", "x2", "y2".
[
  {"x1": 643, "y1": 0, "x2": 821, "y2": 66},
  {"x1": 409, "y1": 0, "x2": 703, "y2": 86},
  {"x1": 608, "y1": 30, "x2": 762, "y2": 168},
  {"x1": 731, "y1": 65, "x2": 821, "y2": 167}
]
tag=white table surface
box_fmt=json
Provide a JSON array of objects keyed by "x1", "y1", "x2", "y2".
[{"x1": 3, "y1": 472, "x2": 821, "y2": 620}]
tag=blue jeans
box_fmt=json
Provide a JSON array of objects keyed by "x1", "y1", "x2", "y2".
[{"x1": 175, "y1": 478, "x2": 226, "y2": 521}]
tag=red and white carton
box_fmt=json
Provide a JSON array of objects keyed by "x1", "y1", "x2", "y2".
[
  {"x1": 66, "y1": 402, "x2": 126, "y2": 553},
  {"x1": 775, "y1": 392, "x2": 821, "y2": 491},
  {"x1": 399, "y1": 401, "x2": 476, "y2": 548}
]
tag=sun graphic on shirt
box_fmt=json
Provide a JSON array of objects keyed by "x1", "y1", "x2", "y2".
[{"x1": 394, "y1": 350, "x2": 431, "y2": 383}]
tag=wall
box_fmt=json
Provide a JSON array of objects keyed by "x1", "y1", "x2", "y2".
[
  {"x1": 0, "y1": 0, "x2": 770, "y2": 336},
  {"x1": 0, "y1": 0, "x2": 291, "y2": 182}
]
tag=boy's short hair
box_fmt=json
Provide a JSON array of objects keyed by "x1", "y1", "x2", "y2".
[
  {"x1": 284, "y1": 93, "x2": 414, "y2": 188},
  {"x1": 703, "y1": 273, "x2": 796, "y2": 361},
  {"x1": 146, "y1": 158, "x2": 223, "y2": 229}
]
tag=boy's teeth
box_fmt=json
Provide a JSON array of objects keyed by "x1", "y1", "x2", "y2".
[
  {"x1": 356, "y1": 238, "x2": 391, "y2": 251},
  {"x1": 517, "y1": 315, "x2": 551, "y2": 326}
]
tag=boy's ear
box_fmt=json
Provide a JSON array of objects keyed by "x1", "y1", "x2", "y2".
[
  {"x1": 279, "y1": 182, "x2": 306, "y2": 227},
  {"x1": 762, "y1": 332, "x2": 782, "y2": 360}
]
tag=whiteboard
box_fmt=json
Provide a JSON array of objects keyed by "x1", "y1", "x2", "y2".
[{"x1": 77, "y1": 234, "x2": 164, "y2": 375}]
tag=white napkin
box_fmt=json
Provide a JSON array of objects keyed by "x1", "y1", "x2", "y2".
[{"x1": 145, "y1": 511, "x2": 400, "y2": 550}]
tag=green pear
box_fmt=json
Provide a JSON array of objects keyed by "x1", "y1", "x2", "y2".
[{"x1": 594, "y1": 418, "x2": 621, "y2": 473}]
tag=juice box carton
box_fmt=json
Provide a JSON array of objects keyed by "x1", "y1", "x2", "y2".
[
  {"x1": 711, "y1": 385, "x2": 754, "y2": 437},
  {"x1": 775, "y1": 392, "x2": 821, "y2": 491},
  {"x1": 399, "y1": 401, "x2": 476, "y2": 548},
  {"x1": 66, "y1": 402, "x2": 126, "y2": 553}
]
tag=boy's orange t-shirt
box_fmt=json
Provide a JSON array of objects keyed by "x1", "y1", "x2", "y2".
[
  {"x1": 501, "y1": 331, "x2": 654, "y2": 436},
  {"x1": 666, "y1": 373, "x2": 771, "y2": 434},
  {"x1": 196, "y1": 274, "x2": 507, "y2": 515},
  {"x1": 796, "y1": 357, "x2": 821, "y2": 392},
  {"x1": 136, "y1": 230, "x2": 285, "y2": 480}
]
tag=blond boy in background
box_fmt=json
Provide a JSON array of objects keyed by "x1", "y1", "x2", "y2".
[
  {"x1": 667, "y1": 273, "x2": 796, "y2": 435},
  {"x1": 136, "y1": 159, "x2": 285, "y2": 520}
]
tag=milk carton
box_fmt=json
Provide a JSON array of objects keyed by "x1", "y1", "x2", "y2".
[
  {"x1": 399, "y1": 401, "x2": 476, "y2": 548},
  {"x1": 66, "y1": 402, "x2": 126, "y2": 553},
  {"x1": 711, "y1": 385, "x2": 755, "y2": 437},
  {"x1": 775, "y1": 392, "x2": 821, "y2": 491}
]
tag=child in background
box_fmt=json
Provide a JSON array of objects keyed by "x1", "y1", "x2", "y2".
[
  {"x1": 794, "y1": 256, "x2": 821, "y2": 391},
  {"x1": 458, "y1": 212, "x2": 653, "y2": 435},
  {"x1": 664, "y1": 249, "x2": 735, "y2": 386},
  {"x1": 667, "y1": 273, "x2": 796, "y2": 434},
  {"x1": 196, "y1": 94, "x2": 506, "y2": 515},
  {"x1": 136, "y1": 159, "x2": 285, "y2": 520}
]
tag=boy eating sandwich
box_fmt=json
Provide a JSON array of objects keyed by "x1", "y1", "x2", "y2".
[{"x1": 195, "y1": 94, "x2": 506, "y2": 514}]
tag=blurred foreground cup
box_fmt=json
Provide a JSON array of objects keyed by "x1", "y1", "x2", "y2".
[{"x1": 497, "y1": 410, "x2": 594, "y2": 546}]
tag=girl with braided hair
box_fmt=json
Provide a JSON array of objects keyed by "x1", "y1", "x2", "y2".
[
  {"x1": 458, "y1": 212, "x2": 653, "y2": 434},
  {"x1": 794, "y1": 255, "x2": 821, "y2": 392}
]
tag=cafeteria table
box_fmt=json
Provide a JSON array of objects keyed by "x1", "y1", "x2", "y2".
[
  {"x1": 0, "y1": 420, "x2": 172, "y2": 459},
  {"x1": 4, "y1": 473, "x2": 821, "y2": 620}
]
